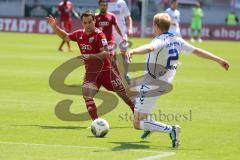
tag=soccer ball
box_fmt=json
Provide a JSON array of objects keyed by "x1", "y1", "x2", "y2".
[{"x1": 91, "y1": 118, "x2": 109, "y2": 137}]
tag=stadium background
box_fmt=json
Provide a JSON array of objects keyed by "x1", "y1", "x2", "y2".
[{"x1": 0, "y1": 0, "x2": 240, "y2": 40}]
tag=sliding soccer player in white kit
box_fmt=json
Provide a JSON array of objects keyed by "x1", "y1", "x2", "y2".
[{"x1": 125, "y1": 13, "x2": 230, "y2": 148}]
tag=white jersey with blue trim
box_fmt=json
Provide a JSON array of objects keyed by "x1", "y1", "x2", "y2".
[
  {"x1": 146, "y1": 32, "x2": 195, "y2": 83},
  {"x1": 108, "y1": 0, "x2": 131, "y2": 34},
  {"x1": 165, "y1": 8, "x2": 181, "y2": 36}
]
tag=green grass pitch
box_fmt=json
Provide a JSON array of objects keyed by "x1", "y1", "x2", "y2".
[{"x1": 0, "y1": 32, "x2": 239, "y2": 160}]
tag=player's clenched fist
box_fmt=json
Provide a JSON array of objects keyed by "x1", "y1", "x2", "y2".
[{"x1": 46, "y1": 15, "x2": 57, "y2": 28}]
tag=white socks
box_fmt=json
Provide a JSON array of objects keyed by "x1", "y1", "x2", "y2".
[{"x1": 140, "y1": 119, "x2": 172, "y2": 133}]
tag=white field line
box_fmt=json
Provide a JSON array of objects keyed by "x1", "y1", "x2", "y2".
[
  {"x1": 137, "y1": 152, "x2": 176, "y2": 160},
  {"x1": 0, "y1": 141, "x2": 176, "y2": 160}
]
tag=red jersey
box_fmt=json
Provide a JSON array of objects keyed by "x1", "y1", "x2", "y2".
[
  {"x1": 58, "y1": 1, "x2": 73, "y2": 21},
  {"x1": 68, "y1": 28, "x2": 111, "y2": 72},
  {"x1": 95, "y1": 12, "x2": 117, "y2": 44}
]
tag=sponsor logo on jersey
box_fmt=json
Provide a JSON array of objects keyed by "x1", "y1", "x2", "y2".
[
  {"x1": 80, "y1": 44, "x2": 92, "y2": 50},
  {"x1": 99, "y1": 21, "x2": 110, "y2": 27}
]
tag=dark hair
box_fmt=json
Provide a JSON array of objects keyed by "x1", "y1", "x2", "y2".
[
  {"x1": 171, "y1": 0, "x2": 177, "y2": 4},
  {"x1": 80, "y1": 10, "x2": 95, "y2": 20},
  {"x1": 99, "y1": 0, "x2": 109, "y2": 4}
]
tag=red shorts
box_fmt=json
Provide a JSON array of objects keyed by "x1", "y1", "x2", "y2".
[
  {"x1": 60, "y1": 20, "x2": 71, "y2": 33},
  {"x1": 83, "y1": 68, "x2": 125, "y2": 92}
]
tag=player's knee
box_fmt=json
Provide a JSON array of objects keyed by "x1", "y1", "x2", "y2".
[
  {"x1": 83, "y1": 96, "x2": 92, "y2": 101},
  {"x1": 82, "y1": 93, "x2": 94, "y2": 101},
  {"x1": 82, "y1": 83, "x2": 98, "y2": 91}
]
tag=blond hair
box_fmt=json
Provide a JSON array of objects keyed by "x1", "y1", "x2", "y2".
[{"x1": 153, "y1": 13, "x2": 171, "y2": 32}]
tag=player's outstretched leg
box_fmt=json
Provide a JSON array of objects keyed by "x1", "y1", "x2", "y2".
[
  {"x1": 141, "y1": 130, "x2": 152, "y2": 139},
  {"x1": 82, "y1": 82, "x2": 99, "y2": 120},
  {"x1": 134, "y1": 111, "x2": 181, "y2": 148}
]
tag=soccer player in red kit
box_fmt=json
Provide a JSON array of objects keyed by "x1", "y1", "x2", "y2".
[
  {"x1": 58, "y1": 0, "x2": 73, "y2": 52},
  {"x1": 46, "y1": 10, "x2": 135, "y2": 120},
  {"x1": 95, "y1": 0, "x2": 124, "y2": 73}
]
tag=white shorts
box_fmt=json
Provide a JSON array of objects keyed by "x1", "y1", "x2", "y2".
[{"x1": 134, "y1": 71, "x2": 175, "y2": 114}]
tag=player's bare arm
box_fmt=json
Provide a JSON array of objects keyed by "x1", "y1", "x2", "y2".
[
  {"x1": 125, "y1": 44, "x2": 154, "y2": 62},
  {"x1": 193, "y1": 48, "x2": 230, "y2": 70},
  {"x1": 46, "y1": 15, "x2": 71, "y2": 42},
  {"x1": 125, "y1": 16, "x2": 133, "y2": 36}
]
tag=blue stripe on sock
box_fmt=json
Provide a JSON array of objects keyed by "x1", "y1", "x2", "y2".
[{"x1": 144, "y1": 121, "x2": 165, "y2": 129}]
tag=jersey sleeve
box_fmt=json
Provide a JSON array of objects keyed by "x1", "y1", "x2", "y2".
[
  {"x1": 151, "y1": 38, "x2": 163, "y2": 52},
  {"x1": 97, "y1": 32, "x2": 108, "y2": 48},
  {"x1": 180, "y1": 38, "x2": 196, "y2": 54},
  {"x1": 121, "y1": 1, "x2": 131, "y2": 17},
  {"x1": 68, "y1": 30, "x2": 80, "y2": 41}
]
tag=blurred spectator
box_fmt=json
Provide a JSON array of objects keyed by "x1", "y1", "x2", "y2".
[
  {"x1": 57, "y1": 0, "x2": 73, "y2": 52},
  {"x1": 225, "y1": 11, "x2": 239, "y2": 26},
  {"x1": 190, "y1": 1, "x2": 204, "y2": 43},
  {"x1": 165, "y1": 0, "x2": 181, "y2": 36}
]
